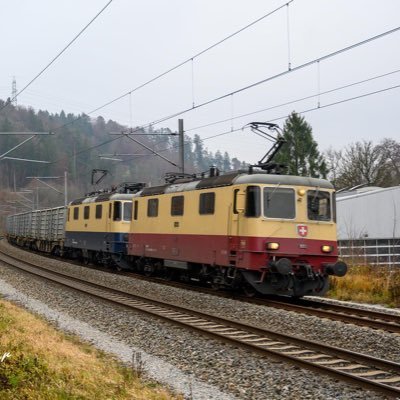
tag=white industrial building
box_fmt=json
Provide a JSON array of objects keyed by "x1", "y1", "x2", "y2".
[{"x1": 336, "y1": 186, "x2": 400, "y2": 266}]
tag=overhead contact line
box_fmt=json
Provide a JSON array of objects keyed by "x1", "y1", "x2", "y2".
[
  {"x1": 185, "y1": 68, "x2": 400, "y2": 133},
  {"x1": 0, "y1": 0, "x2": 114, "y2": 114},
  {"x1": 133, "y1": 25, "x2": 400, "y2": 132},
  {"x1": 77, "y1": 1, "x2": 294, "y2": 117}
]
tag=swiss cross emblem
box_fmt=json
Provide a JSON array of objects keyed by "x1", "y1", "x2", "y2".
[{"x1": 297, "y1": 224, "x2": 308, "y2": 237}]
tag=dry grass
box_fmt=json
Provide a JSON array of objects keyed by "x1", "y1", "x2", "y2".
[
  {"x1": 0, "y1": 299, "x2": 181, "y2": 400},
  {"x1": 328, "y1": 264, "x2": 400, "y2": 307}
]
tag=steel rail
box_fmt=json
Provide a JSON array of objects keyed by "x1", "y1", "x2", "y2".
[
  {"x1": 258, "y1": 297, "x2": 400, "y2": 334},
  {"x1": 0, "y1": 250, "x2": 400, "y2": 398},
  {"x1": 2, "y1": 241, "x2": 399, "y2": 333},
  {"x1": 117, "y1": 271, "x2": 400, "y2": 334},
  {"x1": 109, "y1": 270, "x2": 400, "y2": 334}
]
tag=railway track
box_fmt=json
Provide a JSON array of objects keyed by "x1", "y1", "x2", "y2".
[
  {"x1": 255, "y1": 296, "x2": 400, "y2": 334},
  {"x1": 115, "y1": 271, "x2": 400, "y2": 334},
  {"x1": 2, "y1": 241, "x2": 400, "y2": 334},
  {"x1": 1, "y1": 249, "x2": 400, "y2": 397}
]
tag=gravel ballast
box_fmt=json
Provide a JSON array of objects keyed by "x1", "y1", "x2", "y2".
[{"x1": 0, "y1": 240, "x2": 395, "y2": 399}]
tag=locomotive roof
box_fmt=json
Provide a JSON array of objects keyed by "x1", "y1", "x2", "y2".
[
  {"x1": 233, "y1": 174, "x2": 334, "y2": 189},
  {"x1": 69, "y1": 193, "x2": 136, "y2": 205},
  {"x1": 140, "y1": 172, "x2": 333, "y2": 196},
  {"x1": 69, "y1": 173, "x2": 333, "y2": 203}
]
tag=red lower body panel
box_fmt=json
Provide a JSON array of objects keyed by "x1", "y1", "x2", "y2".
[{"x1": 127, "y1": 233, "x2": 338, "y2": 271}]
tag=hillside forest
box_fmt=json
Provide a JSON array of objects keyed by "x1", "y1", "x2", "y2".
[
  {"x1": 1, "y1": 101, "x2": 399, "y2": 214},
  {"x1": 0, "y1": 100, "x2": 248, "y2": 210}
]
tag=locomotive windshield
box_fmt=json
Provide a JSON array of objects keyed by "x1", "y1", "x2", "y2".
[
  {"x1": 245, "y1": 186, "x2": 261, "y2": 217},
  {"x1": 123, "y1": 202, "x2": 132, "y2": 221},
  {"x1": 307, "y1": 190, "x2": 331, "y2": 221},
  {"x1": 113, "y1": 201, "x2": 132, "y2": 221},
  {"x1": 263, "y1": 187, "x2": 295, "y2": 219},
  {"x1": 245, "y1": 186, "x2": 296, "y2": 219}
]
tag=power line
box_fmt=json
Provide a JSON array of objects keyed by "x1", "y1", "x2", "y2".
[
  {"x1": 0, "y1": 0, "x2": 114, "y2": 113},
  {"x1": 135, "y1": 25, "x2": 400, "y2": 131},
  {"x1": 51, "y1": 135, "x2": 123, "y2": 165},
  {"x1": 268, "y1": 83, "x2": 400, "y2": 124},
  {"x1": 58, "y1": 81, "x2": 400, "y2": 168},
  {"x1": 17, "y1": 15, "x2": 400, "y2": 165},
  {"x1": 122, "y1": 81, "x2": 400, "y2": 164},
  {"x1": 81, "y1": 1, "x2": 293, "y2": 116},
  {"x1": 185, "y1": 68, "x2": 400, "y2": 132},
  {"x1": 42, "y1": 9, "x2": 399, "y2": 143},
  {"x1": 44, "y1": 1, "x2": 292, "y2": 135}
]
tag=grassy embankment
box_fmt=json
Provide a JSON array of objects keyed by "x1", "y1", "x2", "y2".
[
  {"x1": 0, "y1": 299, "x2": 181, "y2": 400},
  {"x1": 328, "y1": 265, "x2": 400, "y2": 307}
]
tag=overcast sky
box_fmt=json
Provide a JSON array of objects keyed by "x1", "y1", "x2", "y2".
[{"x1": 1, "y1": 0, "x2": 399, "y2": 164}]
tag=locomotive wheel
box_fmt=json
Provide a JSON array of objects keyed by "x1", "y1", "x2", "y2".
[
  {"x1": 164, "y1": 268, "x2": 176, "y2": 281},
  {"x1": 243, "y1": 283, "x2": 257, "y2": 298},
  {"x1": 143, "y1": 264, "x2": 155, "y2": 277}
]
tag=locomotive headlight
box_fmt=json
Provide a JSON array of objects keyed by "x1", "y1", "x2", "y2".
[
  {"x1": 297, "y1": 189, "x2": 306, "y2": 196},
  {"x1": 267, "y1": 242, "x2": 280, "y2": 250},
  {"x1": 321, "y1": 245, "x2": 333, "y2": 253}
]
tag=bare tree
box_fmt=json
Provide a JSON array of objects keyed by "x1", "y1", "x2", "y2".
[
  {"x1": 335, "y1": 140, "x2": 390, "y2": 189},
  {"x1": 325, "y1": 147, "x2": 343, "y2": 188},
  {"x1": 377, "y1": 138, "x2": 400, "y2": 185}
]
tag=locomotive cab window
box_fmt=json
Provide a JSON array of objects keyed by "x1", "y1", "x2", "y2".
[
  {"x1": 84, "y1": 206, "x2": 90, "y2": 220},
  {"x1": 113, "y1": 201, "x2": 122, "y2": 221},
  {"x1": 73, "y1": 207, "x2": 79, "y2": 220},
  {"x1": 123, "y1": 202, "x2": 132, "y2": 221},
  {"x1": 245, "y1": 186, "x2": 261, "y2": 217},
  {"x1": 171, "y1": 195, "x2": 184, "y2": 216},
  {"x1": 233, "y1": 189, "x2": 239, "y2": 214},
  {"x1": 307, "y1": 190, "x2": 331, "y2": 221},
  {"x1": 95, "y1": 204, "x2": 102, "y2": 219},
  {"x1": 147, "y1": 198, "x2": 159, "y2": 217},
  {"x1": 263, "y1": 187, "x2": 295, "y2": 219},
  {"x1": 133, "y1": 200, "x2": 138, "y2": 220},
  {"x1": 199, "y1": 192, "x2": 215, "y2": 215}
]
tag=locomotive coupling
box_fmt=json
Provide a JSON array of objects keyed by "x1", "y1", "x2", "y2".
[
  {"x1": 270, "y1": 258, "x2": 292, "y2": 275},
  {"x1": 324, "y1": 261, "x2": 348, "y2": 277}
]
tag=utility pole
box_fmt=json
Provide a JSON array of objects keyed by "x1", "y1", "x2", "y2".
[
  {"x1": 178, "y1": 119, "x2": 184, "y2": 174},
  {"x1": 64, "y1": 171, "x2": 68, "y2": 206},
  {"x1": 11, "y1": 77, "x2": 17, "y2": 106},
  {"x1": 110, "y1": 123, "x2": 185, "y2": 172},
  {"x1": 26, "y1": 176, "x2": 66, "y2": 209}
]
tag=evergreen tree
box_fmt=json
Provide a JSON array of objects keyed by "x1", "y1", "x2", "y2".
[
  {"x1": 231, "y1": 157, "x2": 241, "y2": 171},
  {"x1": 275, "y1": 111, "x2": 327, "y2": 178},
  {"x1": 214, "y1": 150, "x2": 224, "y2": 170},
  {"x1": 222, "y1": 151, "x2": 231, "y2": 171},
  {"x1": 193, "y1": 134, "x2": 206, "y2": 170}
]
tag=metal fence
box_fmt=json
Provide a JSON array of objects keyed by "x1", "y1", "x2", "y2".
[{"x1": 338, "y1": 238, "x2": 400, "y2": 266}]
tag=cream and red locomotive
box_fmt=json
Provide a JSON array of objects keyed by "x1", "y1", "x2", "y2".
[
  {"x1": 5, "y1": 170, "x2": 347, "y2": 297},
  {"x1": 126, "y1": 170, "x2": 347, "y2": 297}
]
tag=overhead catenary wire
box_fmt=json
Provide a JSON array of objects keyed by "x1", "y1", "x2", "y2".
[
  {"x1": 18, "y1": 10, "x2": 398, "y2": 166},
  {"x1": 46, "y1": 12, "x2": 399, "y2": 142},
  {"x1": 120, "y1": 82, "x2": 400, "y2": 164},
  {"x1": 51, "y1": 135, "x2": 123, "y2": 165},
  {"x1": 48, "y1": 70, "x2": 400, "y2": 167},
  {"x1": 0, "y1": 0, "x2": 114, "y2": 114},
  {"x1": 185, "y1": 68, "x2": 400, "y2": 133},
  {"x1": 131, "y1": 25, "x2": 400, "y2": 132},
  {"x1": 47, "y1": 1, "x2": 293, "y2": 134},
  {"x1": 48, "y1": 81, "x2": 400, "y2": 171}
]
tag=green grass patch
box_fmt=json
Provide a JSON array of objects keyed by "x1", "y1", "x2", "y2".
[{"x1": 0, "y1": 299, "x2": 181, "y2": 400}]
